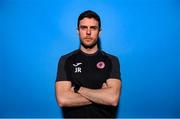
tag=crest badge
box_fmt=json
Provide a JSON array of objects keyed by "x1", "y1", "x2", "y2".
[{"x1": 96, "y1": 61, "x2": 105, "y2": 69}]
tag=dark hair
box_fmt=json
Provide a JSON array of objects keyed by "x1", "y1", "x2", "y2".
[{"x1": 77, "y1": 10, "x2": 101, "y2": 30}]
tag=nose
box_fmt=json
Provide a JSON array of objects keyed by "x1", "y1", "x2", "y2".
[{"x1": 86, "y1": 28, "x2": 91, "y2": 35}]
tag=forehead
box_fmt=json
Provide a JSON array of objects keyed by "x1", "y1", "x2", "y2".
[{"x1": 79, "y1": 18, "x2": 98, "y2": 26}]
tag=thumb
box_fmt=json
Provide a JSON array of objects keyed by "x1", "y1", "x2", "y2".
[{"x1": 102, "y1": 83, "x2": 108, "y2": 89}]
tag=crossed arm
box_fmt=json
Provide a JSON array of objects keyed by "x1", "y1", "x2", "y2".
[{"x1": 55, "y1": 79, "x2": 121, "y2": 107}]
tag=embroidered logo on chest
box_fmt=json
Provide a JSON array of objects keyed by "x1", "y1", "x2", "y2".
[
  {"x1": 96, "y1": 61, "x2": 105, "y2": 69},
  {"x1": 73, "y1": 62, "x2": 82, "y2": 73}
]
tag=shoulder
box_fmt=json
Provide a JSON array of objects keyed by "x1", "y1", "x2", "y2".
[
  {"x1": 60, "y1": 49, "x2": 79, "y2": 61},
  {"x1": 57, "y1": 49, "x2": 80, "y2": 65},
  {"x1": 100, "y1": 50, "x2": 119, "y2": 61}
]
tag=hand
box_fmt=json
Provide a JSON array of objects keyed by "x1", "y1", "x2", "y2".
[
  {"x1": 102, "y1": 82, "x2": 108, "y2": 89},
  {"x1": 71, "y1": 86, "x2": 75, "y2": 92}
]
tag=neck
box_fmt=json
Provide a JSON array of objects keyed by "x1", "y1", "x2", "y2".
[{"x1": 80, "y1": 45, "x2": 98, "y2": 54}]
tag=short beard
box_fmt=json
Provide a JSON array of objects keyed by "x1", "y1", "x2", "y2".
[{"x1": 80, "y1": 39, "x2": 97, "y2": 49}]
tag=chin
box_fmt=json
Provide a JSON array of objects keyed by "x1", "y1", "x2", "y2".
[
  {"x1": 83, "y1": 42, "x2": 93, "y2": 46},
  {"x1": 81, "y1": 40, "x2": 97, "y2": 48}
]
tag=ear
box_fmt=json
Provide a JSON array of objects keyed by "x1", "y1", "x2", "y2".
[
  {"x1": 98, "y1": 29, "x2": 102, "y2": 37},
  {"x1": 77, "y1": 28, "x2": 79, "y2": 35}
]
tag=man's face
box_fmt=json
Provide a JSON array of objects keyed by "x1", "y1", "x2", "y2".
[{"x1": 78, "y1": 18, "x2": 101, "y2": 48}]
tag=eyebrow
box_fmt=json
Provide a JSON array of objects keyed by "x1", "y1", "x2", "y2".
[{"x1": 79, "y1": 25, "x2": 99, "y2": 28}]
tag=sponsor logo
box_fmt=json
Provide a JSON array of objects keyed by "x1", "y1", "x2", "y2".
[{"x1": 73, "y1": 63, "x2": 82, "y2": 67}]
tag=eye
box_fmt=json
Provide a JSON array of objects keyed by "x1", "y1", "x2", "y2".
[
  {"x1": 79, "y1": 26, "x2": 87, "y2": 30},
  {"x1": 90, "y1": 26, "x2": 98, "y2": 30}
]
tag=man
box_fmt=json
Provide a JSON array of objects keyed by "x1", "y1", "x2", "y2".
[{"x1": 55, "y1": 10, "x2": 122, "y2": 118}]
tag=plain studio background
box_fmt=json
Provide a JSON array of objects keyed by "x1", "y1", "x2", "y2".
[{"x1": 0, "y1": 0, "x2": 179, "y2": 118}]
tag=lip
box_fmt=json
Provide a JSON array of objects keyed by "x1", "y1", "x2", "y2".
[
  {"x1": 84, "y1": 38, "x2": 92, "y2": 41},
  {"x1": 84, "y1": 38, "x2": 92, "y2": 42}
]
